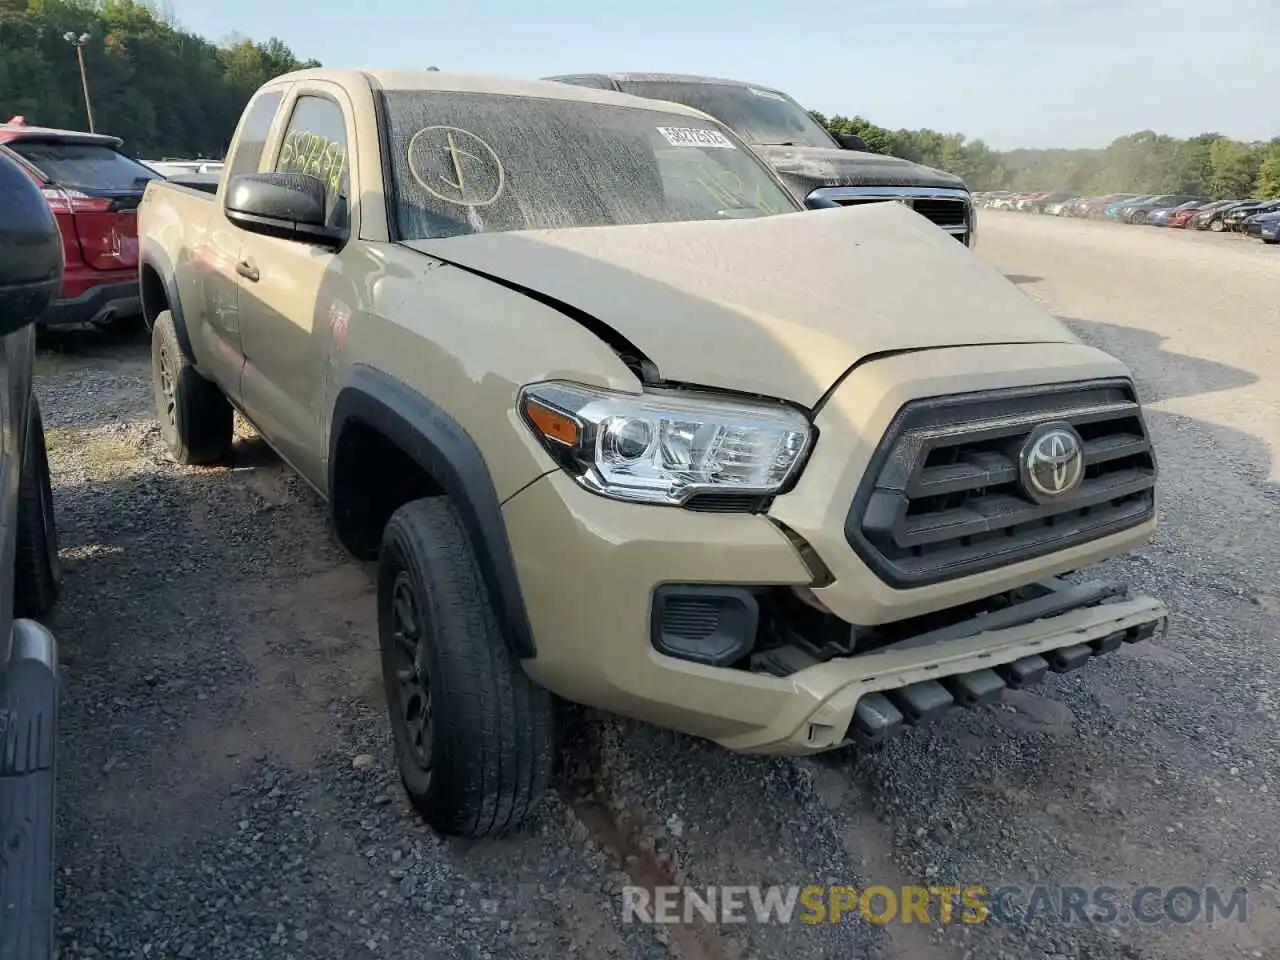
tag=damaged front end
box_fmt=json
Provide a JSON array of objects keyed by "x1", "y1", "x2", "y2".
[
  {"x1": 648, "y1": 575, "x2": 1169, "y2": 755},
  {"x1": 750, "y1": 576, "x2": 1166, "y2": 748}
]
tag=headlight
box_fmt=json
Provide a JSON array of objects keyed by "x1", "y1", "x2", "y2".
[{"x1": 518, "y1": 381, "x2": 813, "y2": 507}]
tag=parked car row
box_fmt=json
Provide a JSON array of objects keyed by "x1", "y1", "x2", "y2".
[{"x1": 975, "y1": 190, "x2": 1280, "y2": 244}]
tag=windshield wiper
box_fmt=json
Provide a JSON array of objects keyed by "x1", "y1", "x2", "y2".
[{"x1": 754, "y1": 141, "x2": 796, "y2": 147}]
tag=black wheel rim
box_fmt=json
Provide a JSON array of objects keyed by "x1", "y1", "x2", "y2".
[
  {"x1": 390, "y1": 570, "x2": 433, "y2": 769},
  {"x1": 158, "y1": 343, "x2": 177, "y2": 430}
]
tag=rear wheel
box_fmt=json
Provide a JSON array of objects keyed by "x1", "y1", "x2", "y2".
[
  {"x1": 1209, "y1": 218, "x2": 1225, "y2": 232},
  {"x1": 14, "y1": 397, "x2": 61, "y2": 619},
  {"x1": 151, "y1": 310, "x2": 232, "y2": 465},
  {"x1": 378, "y1": 497, "x2": 555, "y2": 838}
]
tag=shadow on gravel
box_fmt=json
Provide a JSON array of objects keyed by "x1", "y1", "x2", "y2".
[
  {"x1": 1059, "y1": 315, "x2": 1259, "y2": 403},
  {"x1": 37, "y1": 319, "x2": 149, "y2": 357},
  {"x1": 38, "y1": 323, "x2": 1279, "y2": 960},
  {"x1": 46, "y1": 435, "x2": 680, "y2": 960}
]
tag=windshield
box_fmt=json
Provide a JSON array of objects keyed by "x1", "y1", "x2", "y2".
[
  {"x1": 613, "y1": 80, "x2": 837, "y2": 149},
  {"x1": 379, "y1": 91, "x2": 800, "y2": 240}
]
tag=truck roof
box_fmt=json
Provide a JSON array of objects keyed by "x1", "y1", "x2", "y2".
[
  {"x1": 552, "y1": 72, "x2": 792, "y2": 95},
  {"x1": 269, "y1": 68, "x2": 725, "y2": 120}
]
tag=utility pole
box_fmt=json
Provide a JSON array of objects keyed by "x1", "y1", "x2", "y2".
[{"x1": 62, "y1": 32, "x2": 94, "y2": 133}]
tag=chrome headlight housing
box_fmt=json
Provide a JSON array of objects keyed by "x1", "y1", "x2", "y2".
[{"x1": 518, "y1": 381, "x2": 813, "y2": 507}]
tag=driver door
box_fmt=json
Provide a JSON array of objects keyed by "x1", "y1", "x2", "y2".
[{"x1": 236, "y1": 84, "x2": 357, "y2": 488}]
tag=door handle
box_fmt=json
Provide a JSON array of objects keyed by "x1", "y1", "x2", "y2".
[{"x1": 236, "y1": 259, "x2": 259, "y2": 282}]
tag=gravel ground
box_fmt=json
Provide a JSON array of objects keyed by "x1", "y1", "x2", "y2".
[{"x1": 40, "y1": 213, "x2": 1279, "y2": 960}]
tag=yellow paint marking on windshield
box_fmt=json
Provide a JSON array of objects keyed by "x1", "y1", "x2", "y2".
[{"x1": 407, "y1": 126, "x2": 505, "y2": 207}]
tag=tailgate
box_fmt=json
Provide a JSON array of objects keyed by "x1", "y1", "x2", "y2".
[{"x1": 7, "y1": 138, "x2": 160, "y2": 271}]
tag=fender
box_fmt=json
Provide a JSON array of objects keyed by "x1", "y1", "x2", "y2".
[
  {"x1": 138, "y1": 238, "x2": 196, "y2": 363},
  {"x1": 329, "y1": 365, "x2": 537, "y2": 659}
]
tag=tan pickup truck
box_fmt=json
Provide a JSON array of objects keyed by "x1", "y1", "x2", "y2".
[{"x1": 137, "y1": 68, "x2": 1168, "y2": 838}]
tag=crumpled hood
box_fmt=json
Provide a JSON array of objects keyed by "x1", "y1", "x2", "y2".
[
  {"x1": 402, "y1": 202, "x2": 1077, "y2": 408},
  {"x1": 752, "y1": 144, "x2": 967, "y2": 195}
]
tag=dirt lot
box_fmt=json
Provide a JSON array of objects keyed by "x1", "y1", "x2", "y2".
[{"x1": 43, "y1": 213, "x2": 1279, "y2": 960}]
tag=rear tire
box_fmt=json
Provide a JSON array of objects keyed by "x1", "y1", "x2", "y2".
[
  {"x1": 377, "y1": 497, "x2": 555, "y2": 838},
  {"x1": 14, "y1": 398, "x2": 61, "y2": 619},
  {"x1": 151, "y1": 310, "x2": 232, "y2": 465},
  {"x1": 1209, "y1": 218, "x2": 1225, "y2": 232}
]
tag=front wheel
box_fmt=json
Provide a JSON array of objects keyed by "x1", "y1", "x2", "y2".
[
  {"x1": 378, "y1": 497, "x2": 555, "y2": 838},
  {"x1": 1209, "y1": 218, "x2": 1225, "y2": 232}
]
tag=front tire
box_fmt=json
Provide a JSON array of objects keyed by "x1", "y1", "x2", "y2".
[
  {"x1": 14, "y1": 397, "x2": 61, "y2": 619},
  {"x1": 1209, "y1": 218, "x2": 1225, "y2": 232},
  {"x1": 378, "y1": 497, "x2": 555, "y2": 838},
  {"x1": 151, "y1": 310, "x2": 232, "y2": 465}
]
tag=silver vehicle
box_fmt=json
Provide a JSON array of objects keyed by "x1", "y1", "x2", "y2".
[{"x1": 0, "y1": 147, "x2": 65, "y2": 959}]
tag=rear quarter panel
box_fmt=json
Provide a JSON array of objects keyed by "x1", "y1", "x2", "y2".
[{"x1": 138, "y1": 180, "x2": 219, "y2": 364}]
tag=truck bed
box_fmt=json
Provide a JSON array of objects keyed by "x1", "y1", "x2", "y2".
[{"x1": 165, "y1": 173, "x2": 220, "y2": 195}]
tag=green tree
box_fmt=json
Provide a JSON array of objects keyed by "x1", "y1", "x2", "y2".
[
  {"x1": 0, "y1": 0, "x2": 317, "y2": 156},
  {"x1": 1256, "y1": 140, "x2": 1280, "y2": 198},
  {"x1": 806, "y1": 110, "x2": 1278, "y2": 199}
]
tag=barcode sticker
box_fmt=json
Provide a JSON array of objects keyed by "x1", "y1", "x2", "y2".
[{"x1": 656, "y1": 126, "x2": 737, "y2": 150}]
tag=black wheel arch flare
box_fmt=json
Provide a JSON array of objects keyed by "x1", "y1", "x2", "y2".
[
  {"x1": 138, "y1": 239, "x2": 197, "y2": 363},
  {"x1": 328, "y1": 364, "x2": 537, "y2": 660}
]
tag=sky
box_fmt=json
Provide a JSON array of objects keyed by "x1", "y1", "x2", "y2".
[{"x1": 174, "y1": 0, "x2": 1279, "y2": 151}]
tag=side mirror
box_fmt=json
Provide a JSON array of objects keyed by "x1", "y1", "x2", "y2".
[
  {"x1": 0, "y1": 150, "x2": 64, "y2": 336},
  {"x1": 224, "y1": 172, "x2": 346, "y2": 248},
  {"x1": 835, "y1": 132, "x2": 869, "y2": 152}
]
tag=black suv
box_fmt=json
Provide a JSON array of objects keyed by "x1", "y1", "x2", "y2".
[
  {"x1": 0, "y1": 147, "x2": 66, "y2": 959},
  {"x1": 545, "y1": 72, "x2": 978, "y2": 247}
]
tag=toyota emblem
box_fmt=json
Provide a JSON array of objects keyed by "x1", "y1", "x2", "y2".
[{"x1": 1019, "y1": 422, "x2": 1085, "y2": 503}]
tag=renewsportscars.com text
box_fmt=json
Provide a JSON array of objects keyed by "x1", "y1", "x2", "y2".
[{"x1": 621, "y1": 884, "x2": 1248, "y2": 926}]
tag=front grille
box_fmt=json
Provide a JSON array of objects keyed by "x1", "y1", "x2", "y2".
[
  {"x1": 845, "y1": 380, "x2": 1157, "y2": 588},
  {"x1": 908, "y1": 198, "x2": 967, "y2": 227},
  {"x1": 806, "y1": 186, "x2": 973, "y2": 245}
]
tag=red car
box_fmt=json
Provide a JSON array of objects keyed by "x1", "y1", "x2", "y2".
[{"x1": 0, "y1": 121, "x2": 161, "y2": 329}]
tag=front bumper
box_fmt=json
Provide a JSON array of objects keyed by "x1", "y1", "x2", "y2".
[
  {"x1": 41, "y1": 280, "x2": 140, "y2": 328},
  {"x1": 505, "y1": 343, "x2": 1161, "y2": 754}
]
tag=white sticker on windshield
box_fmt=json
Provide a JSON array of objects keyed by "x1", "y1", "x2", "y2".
[
  {"x1": 656, "y1": 126, "x2": 737, "y2": 150},
  {"x1": 747, "y1": 86, "x2": 787, "y2": 102}
]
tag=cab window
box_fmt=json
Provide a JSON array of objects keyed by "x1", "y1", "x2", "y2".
[
  {"x1": 274, "y1": 95, "x2": 351, "y2": 230},
  {"x1": 227, "y1": 90, "x2": 283, "y2": 179}
]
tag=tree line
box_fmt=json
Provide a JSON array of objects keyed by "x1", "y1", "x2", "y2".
[
  {"x1": 810, "y1": 111, "x2": 1280, "y2": 200},
  {"x1": 0, "y1": 0, "x2": 316, "y2": 157},
  {"x1": 3, "y1": 0, "x2": 1276, "y2": 199}
]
